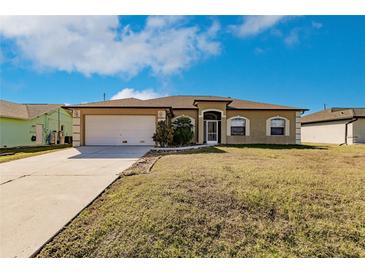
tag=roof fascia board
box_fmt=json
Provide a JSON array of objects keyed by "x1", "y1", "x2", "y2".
[
  {"x1": 301, "y1": 117, "x2": 355, "y2": 125},
  {"x1": 193, "y1": 99, "x2": 233, "y2": 106},
  {"x1": 0, "y1": 115, "x2": 29, "y2": 120},
  {"x1": 227, "y1": 107, "x2": 309, "y2": 111},
  {"x1": 65, "y1": 106, "x2": 172, "y2": 109}
]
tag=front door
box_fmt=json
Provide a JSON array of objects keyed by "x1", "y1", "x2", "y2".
[{"x1": 206, "y1": 121, "x2": 218, "y2": 144}]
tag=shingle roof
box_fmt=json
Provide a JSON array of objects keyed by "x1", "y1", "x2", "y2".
[
  {"x1": 76, "y1": 97, "x2": 170, "y2": 108},
  {"x1": 0, "y1": 100, "x2": 63, "y2": 120},
  {"x1": 301, "y1": 108, "x2": 365, "y2": 124},
  {"x1": 0, "y1": 100, "x2": 29, "y2": 119},
  {"x1": 70, "y1": 95, "x2": 306, "y2": 110}
]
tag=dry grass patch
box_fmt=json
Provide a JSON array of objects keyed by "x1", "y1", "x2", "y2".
[
  {"x1": 37, "y1": 144, "x2": 365, "y2": 258},
  {"x1": 0, "y1": 145, "x2": 71, "y2": 163}
]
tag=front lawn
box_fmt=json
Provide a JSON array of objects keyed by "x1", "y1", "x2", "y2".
[
  {"x1": 0, "y1": 144, "x2": 71, "y2": 163},
  {"x1": 37, "y1": 144, "x2": 365, "y2": 257}
]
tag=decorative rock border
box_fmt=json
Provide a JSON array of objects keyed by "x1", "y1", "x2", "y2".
[{"x1": 151, "y1": 144, "x2": 214, "y2": 151}]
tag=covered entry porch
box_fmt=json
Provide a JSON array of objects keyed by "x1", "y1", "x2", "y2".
[
  {"x1": 203, "y1": 110, "x2": 222, "y2": 144},
  {"x1": 195, "y1": 98, "x2": 230, "y2": 145}
]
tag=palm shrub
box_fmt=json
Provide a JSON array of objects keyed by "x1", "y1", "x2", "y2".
[
  {"x1": 153, "y1": 121, "x2": 174, "y2": 147},
  {"x1": 172, "y1": 117, "x2": 194, "y2": 146}
]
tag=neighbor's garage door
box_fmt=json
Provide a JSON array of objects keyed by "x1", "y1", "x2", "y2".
[{"x1": 85, "y1": 115, "x2": 156, "y2": 145}]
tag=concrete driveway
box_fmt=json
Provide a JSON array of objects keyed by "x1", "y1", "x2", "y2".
[{"x1": 0, "y1": 146, "x2": 150, "y2": 258}]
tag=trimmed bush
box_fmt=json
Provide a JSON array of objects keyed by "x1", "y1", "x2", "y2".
[
  {"x1": 172, "y1": 117, "x2": 194, "y2": 146},
  {"x1": 152, "y1": 121, "x2": 174, "y2": 147}
]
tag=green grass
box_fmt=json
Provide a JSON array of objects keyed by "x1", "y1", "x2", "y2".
[
  {"x1": 0, "y1": 144, "x2": 71, "y2": 163},
  {"x1": 37, "y1": 144, "x2": 365, "y2": 258}
]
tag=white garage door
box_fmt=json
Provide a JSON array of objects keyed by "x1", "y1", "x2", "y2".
[{"x1": 85, "y1": 115, "x2": 156, "y2": 145}]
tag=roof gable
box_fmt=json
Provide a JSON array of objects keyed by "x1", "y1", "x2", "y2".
[{"x1": 26, "y1": 104, "x2": 64, "y2": 119}]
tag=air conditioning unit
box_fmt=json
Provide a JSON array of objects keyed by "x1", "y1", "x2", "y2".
[
  {"x1": 49, "y1": 131, "x2": 58, "y2": 145},
  {"x1": 58, "y1": 131, "x2": 65, "y2": 144}
]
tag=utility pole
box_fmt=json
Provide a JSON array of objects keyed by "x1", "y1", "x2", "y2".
[
  {"x1": 103, "y1": 92, "x2": 106, "y2": 101},
  {"x1": 323, "y1": 104, "x2": 327, "y2": 110}
]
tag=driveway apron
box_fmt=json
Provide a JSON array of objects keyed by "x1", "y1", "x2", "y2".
[{"x1": 0, "y1": 146, "x2": 150, "y2": 257}]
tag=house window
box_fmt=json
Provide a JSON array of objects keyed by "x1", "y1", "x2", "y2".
[
  {"x1": 231, "y1": 118, "x2": 246, "y2": 136},
  {"x1": 270, "y1": 118, "x2": 285, "y2": 135}
]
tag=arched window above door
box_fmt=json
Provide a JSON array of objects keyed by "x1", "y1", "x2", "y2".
[{"x1": 203, "y1": 111, "x2": 221, "y2": 120}]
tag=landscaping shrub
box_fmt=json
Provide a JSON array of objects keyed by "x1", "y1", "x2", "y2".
[
  {"x1": 172, "y1": 117, "x2": 194, "y2": 146},
  {"x1": 152, "y1": 121, "x2": 174, "y2": 147}
]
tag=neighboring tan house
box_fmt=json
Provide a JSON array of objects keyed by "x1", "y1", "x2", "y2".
[
  {"x1": 67, "y1": 96, "x2": 306, "y2": 147},
  {"x1": 301, "y1": 108, "x2": 365, "y2": 145},
  {"x1": 0, "y1": 100, "x2": 73, "y2": 148}
]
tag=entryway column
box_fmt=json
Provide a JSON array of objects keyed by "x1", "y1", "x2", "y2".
[
  {"x1": 221, "y1": 118, "x2": 227, "y2": 144},
  {"x1": 198, "y1": 114, "x2": 204, "y2": 144}
]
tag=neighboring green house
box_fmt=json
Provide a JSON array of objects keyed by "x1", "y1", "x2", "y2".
[{"x1": 0, "y1": 100, "x2": 72, "y2": 148}]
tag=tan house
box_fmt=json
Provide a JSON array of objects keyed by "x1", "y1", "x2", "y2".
[
  {"x1": 67, "y1": 96, "x2": 307, "y2": 147},
  {"x1": 301, "y1": 108, "x2": 365, "y2": 145}
]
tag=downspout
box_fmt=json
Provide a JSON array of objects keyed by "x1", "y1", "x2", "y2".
[{"x1": 342, "y1": 118, "x2": 358, "y2": 145}]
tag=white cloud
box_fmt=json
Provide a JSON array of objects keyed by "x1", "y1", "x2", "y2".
[
  {"x1": 312, "y1": 21, "x2": 323, "y2": 29},
  {"x1": 284, "y1": 28, "x2": 301, "y2": 46},
  {"x1": 110, "y1": 88, "x2": 164, "y2": 100},
  {"x1": 270, "y1": 28, "x2": 283, "y2": 37},
  {"x1": 0, "y1": 16, "x2": 221, "y2": 77},
  {"x1": 284, "y1": 21, "x2": 322, "y2": 47},
  {"x1": 230, "y1": 16, "x2": 286, "y2": 38},
  {"x1": 254, "y1": 47, "x2": 265, "y2": 55}
]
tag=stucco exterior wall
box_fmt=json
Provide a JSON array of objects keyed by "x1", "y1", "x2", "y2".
[
  {"x1": 301, "y1": 120, "x2": 349, "y2": 144},
  {"x1": 0, "y1": 118, "x2": 35, "y2": 147},
  {"x1": 0, "y1": 108, "x2": 72, "y2": 148},
  {"x1": 352, "y1": 118, "x2": 365, "y2": 144},
  {"x1": 76, "y1": 108, "x2": 166, "y2": 146},
  {"x1": 226, "y1": 110, "x2": 297, "y2": 144},
  {"x1": 72, "y1": 106, "x2": 300, "y2": 146}
]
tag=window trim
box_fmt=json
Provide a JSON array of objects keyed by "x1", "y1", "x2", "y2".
[
  {"x1": 266, "y1": 116, "x2": 290, "y2": 136},
  {"x1": 231, "y1": 117, "x2": 246, "y2": 136},
  {"x1": 227, "y1": 116, "x2": 250, "y2": 137},
  {"x1": 199, "y1": 109, "x2": 225, "y2": 118},
  {"x1": 270, "y1": 118, "x2": 285, "y2": 136}
]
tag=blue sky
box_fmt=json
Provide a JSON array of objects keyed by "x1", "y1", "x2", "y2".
[{"x1": 0, "y1": 16, "x2": 364, "y2": 112}]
